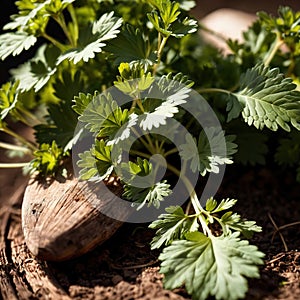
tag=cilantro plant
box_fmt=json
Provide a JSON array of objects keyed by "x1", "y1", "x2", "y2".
[{"x1": 1, "y1": 1, "x2": 300, "y2": 299}]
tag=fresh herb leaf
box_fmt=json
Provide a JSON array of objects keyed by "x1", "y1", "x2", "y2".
[
  {"x1": 72, "y1": 92, "x2": 96, "y2": 116},
  {"x1": 205, "y1": 197, "x2": 237, "y2": 213},
  {"x1": 77, "y1": 91, "x2": 129, "y2": 139},
  {"x1": 149, "y1": 205, "x2": 199, "y2": 249},
  {"x1": 77, "y1": 139, "x2": 114, "y2": 181},
  {"x1": 139, "y1": 83, "x2": 191, "y2": 130},
  {"x1": 57, "y1": 12, "x2": 122, "y2": 64},
  {"x1": 107, "y1": 24, "x2": 156, "y2": 67},
  {"x1": 0, "y1": 33, "x2": 37, "y2": 60},
  {"x1": 220, "y1": 211, "x2": 262, "y2": 239},
  {"x1": 29, "y1": 140, "x2": 66, "y2": 176},
  {"x1": 159, "y1": 231, "x2": 264, "y2": 300},
  {"x1": 180, "y1": 127, "x2": 237, "y2": 175},
  {"x1": 124, "y1": 179, "x2": 172, "y2": 210},
  {"x1": 233, "y1": 64, "x2": 300, "y2": 131},
  {"x1": 0, "y1": 81, "x2": 19, "y2": 120},
  {"x1": 11, "y1": 44, "x2": 60, "y2": 92},
  {"x1": 258, "y1": 6, "x2": 300, "y2": 44},
  {"x1": 122, "y1": 158, "x2": 172, "y2": 210}
]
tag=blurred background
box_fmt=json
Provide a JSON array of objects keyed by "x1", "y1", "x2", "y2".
[
  {"x1": 0, "y1": 0, "x2": 299, "y2": 84},
  {"x1": 192, "y1": 0, "x2": 299, "y2": 18}
]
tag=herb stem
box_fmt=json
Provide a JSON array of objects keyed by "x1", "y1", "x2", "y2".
[
  {"x1": 264, "y1": 33, "x2": 284, "y2": 67},
  {"x1": 53, "y1": 13, "x2": 75, "y2": 47},
  {"x1": 0, "y1": 126, "x2": 37, "y2": 152},
  {"x1": 14, "y1": 110, "x2": 41, "y2": 127},
  {"x1": 164, "y1": 147, "x2": 178, "y2": 157},
  {"x1": 197, "y1": 87, "x2": 231, "y2": 95},
  {"x1": 42, "y1": 33, "x2": 67, "y2": 51},
  {"x1": 131, "y1": 127, "x2": 156, "y2": 154},
  {"x1": 153, "y1": 35, "x2": 169, "y2": 75},
  {"x1": 0, "y1": 162, "x2": 29, "y2": 168},
  {"x1": 0, "y1": 142, "x2": 30, "y2": 153},
  {"x1": 166, "y1": 162, "x2": 204, "y2": 211},
  {"x1": 67, "y1": 4, "x2": 79, "y2": 46},
  {"x1": 129, "y1": 149, "x2": 151, "y2": 159}
]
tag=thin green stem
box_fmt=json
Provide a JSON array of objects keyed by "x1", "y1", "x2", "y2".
[
  {"x1": 13, "y1": 109, "x2": 41, "y2": 127},
  {"x1": 153, "y1": 34, "x2": 169, "y2": 75},
  {"x1": 157, "y1": 36, "x2": 168, "y2": 62},
  {"x1": 167, "y1": 162, "x2": 212, "y2": 236},
  {"x1": 129, "y1": 149, "x2": 152, "y2": 159},
  {"x1": 264, "y1": 33, "x2": 285, "y2": 67},
  {"x1": 130, "y1": 99, "x2": 138, "y2": 113},
  {"x1": 52, "y1": 13, "x2": 75, "y2": 47},
  {"x1": 164, "y1": 147, "x2": 178, "y2": 157},
  {"x1": 0, "y1": 162, "x2": 30, "y2": 168},
  {"x1": 185, "y1": 199, "x2": 192, "y2": 214},
  {"x1": 197, "y1": 87, "x2": 232, "y2": 95},
  {"x1": 0, "y1": 142, "x2": 30, "y2": 153},
  {"x1": 136, "y1": 98, "x2": 145, "y2": 113},
  {"x1": 144, "y1": 133, "x2": 156, "y2": 153},
  {"x1": 131, "y1": 127, "x2": 155, "y2": 154},
  {"x1": 0, "y1": 126, "x2": 37, "y2": 152},
  {"x1": 42, "y1": 33, "x2": 67, "y2": 51},
  {"x1": 166, "y1": 163, "x2": 204, "y2": 210},
  {"x1": 67, "y1": 4, "x2": 79, "y2": 45},
  {"x1": 21, "y1": 109, "x2": 42, "y2": 126}
]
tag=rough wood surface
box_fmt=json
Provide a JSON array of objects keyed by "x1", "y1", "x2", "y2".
[
  {"x1": 22, "y1": 176, "x2": 127, "y2": 261},
  {"x1": 0, "y1": 176, "x2": 70, "y2": 300}
]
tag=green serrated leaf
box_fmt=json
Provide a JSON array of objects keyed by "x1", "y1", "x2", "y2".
[
  {"x1": 107, "y1": 24, "x2": 156, "y2": 67},
  {"x1": 114, "y1": 63, "x2": 155, "y2": 95},
  {"x1": 72, "y1": 92, "x2": 96, "y2": 116},
  {"x1": 11, "y1": 44, "x2": 60, "y2": 92},
  {"x1": 78, "y1": 91, "x2": 129, "y2": 139},
  {"x1": 4, "y1": 0, "x2": 50, "y2": 32},
  {"x1": 0, "y1": 32, "x2": 37, "y2": 60},
  {"x1": 149, "y1": 205, "x2": 199, "y2": 249},
  {"x1": 258, "y1": 6, "x2": 300, "y2": 44},
  {"x1": 159, "y1": 231, "x2": 264, "y2": 300},
  {"x1": 160, "y1": 1, "x2": 181, "y2": 26},
  {"x1": 122, "y1": 158, "x2": 172, "y2": 210},
  {"x1": 29, "y1": 140, "x2": 66, "y2": 175},
  {"x1": 179, "y1": 127, "x2": 238, "y2": 175},
  {"x1": 34, "y1": 100, "x2": 78, "y2": 150},
  {"x1": 209, "y1": 197, "x2": 237, "y2": 213},
  {"x1": 226, "y1": 94, "x2": 243, "y2": 122},
  {"x1": 205, "y1": 197, "x2": 218, "y2": 212},
  {"x1": 220, "y1": 211, "x2": 262, "y2": 239},
  {"x1": 235, "y1": 64, "x2": 300, "y2": 131},
  {"x1": 171, "y1": 17, "x2": 198, "y2": 38},
  {"x1": 123, "y1": 179, "x2": 172, "y2": 210},
  {"x1": 139, "y1": 82, "x2": 191, "y2": 130},
  {"x1": 57, "y1": 12, "x2": 122, "y2": 64},
  {"x1": 77, "y1": 139, "x2": 113, "y2": 181},
  {"x1": 53, "y1": 70, "x2": 85, "y2": 102},
  {"x1": 0, "y1": 81, "x2": 19, "y2": 120}
]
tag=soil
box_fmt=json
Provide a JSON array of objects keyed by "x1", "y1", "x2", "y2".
[{"x1": 1, "y1": 144, "x2": 300, "y2": 300}]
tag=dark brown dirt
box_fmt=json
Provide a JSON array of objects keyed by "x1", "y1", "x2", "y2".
[{"x1": 0, "y1": 146, "x2": 300, "y2": 300}]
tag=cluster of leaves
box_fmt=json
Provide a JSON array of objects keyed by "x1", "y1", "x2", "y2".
[{"x1": 1, "y1": 1, "x2": 300, "y2": 299}]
